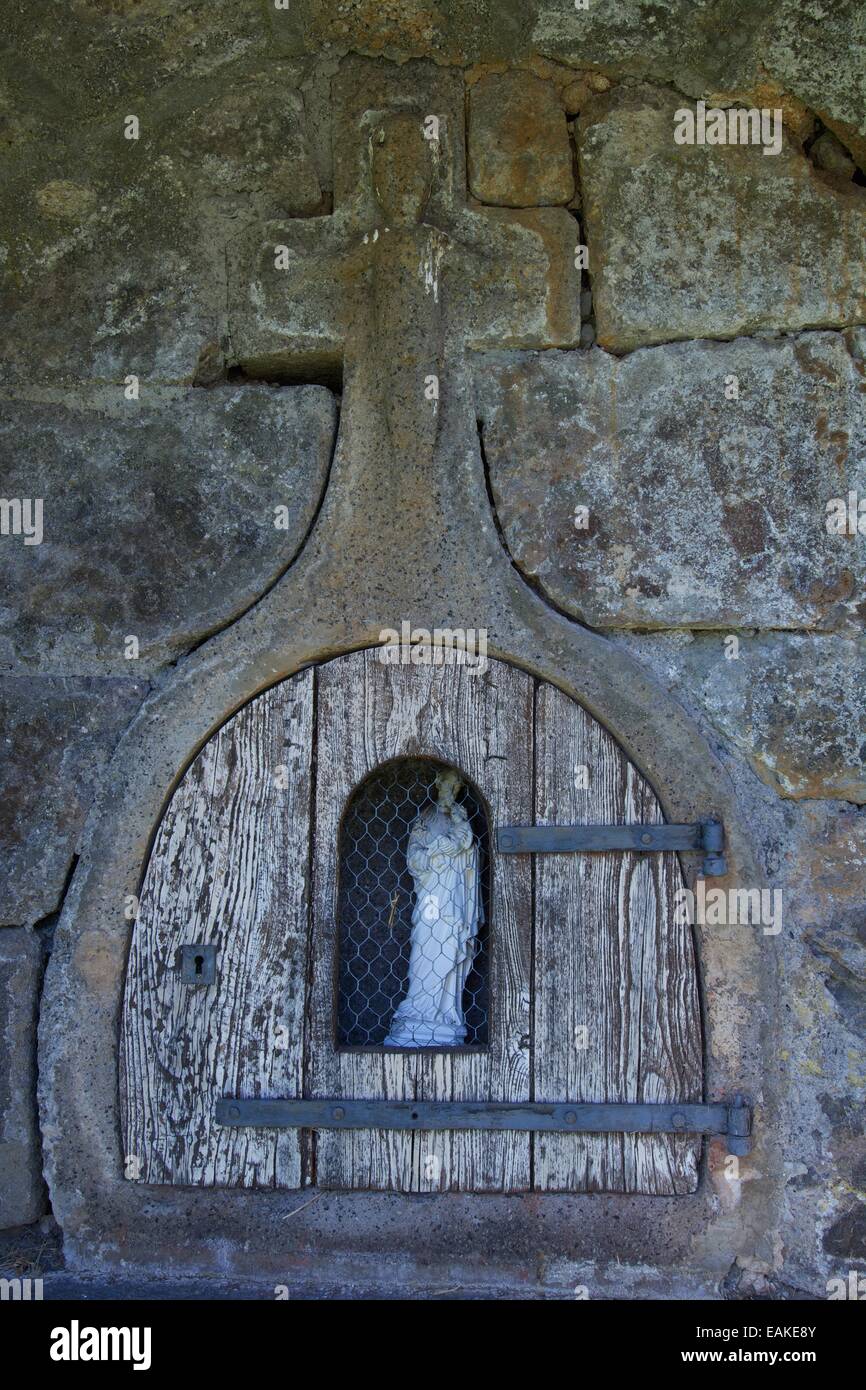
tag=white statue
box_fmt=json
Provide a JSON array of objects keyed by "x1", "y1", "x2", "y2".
[{"x1": 385, "y1": 769, "x2": 481, "y2": 1047}]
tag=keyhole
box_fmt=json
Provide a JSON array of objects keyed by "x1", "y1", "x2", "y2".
[{"x1": 194, "y1": 954, "x2": 204, "y2": 976}]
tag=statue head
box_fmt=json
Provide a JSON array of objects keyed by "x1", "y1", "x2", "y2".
[
  {"x1": 435, "y1": 768, "x2": 463, "y2": 813},
  {"x1": 371, "y1": 112, "x2": 435, "y2": 223}
]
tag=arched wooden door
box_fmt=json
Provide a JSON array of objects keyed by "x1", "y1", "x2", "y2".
[{"x1": 121, "y1": 650, "x2": 702, "y2": 1195}]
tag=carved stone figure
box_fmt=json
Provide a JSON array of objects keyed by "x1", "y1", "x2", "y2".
[{"x1": 385, "y1": 769, "x2": 480, "y2": 1047}]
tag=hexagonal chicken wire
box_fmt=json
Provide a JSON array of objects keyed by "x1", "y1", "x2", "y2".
[{"x1": 336, "y1": 758, "x2": 490, "y2": 1047}]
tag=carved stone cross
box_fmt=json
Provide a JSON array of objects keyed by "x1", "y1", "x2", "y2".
[{"x1": 229, "y1": 60, "x2": 581, "y2": 547}]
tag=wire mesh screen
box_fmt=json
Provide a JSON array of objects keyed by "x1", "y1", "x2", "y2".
[{"x1": 336, "y1": 758, "x2": 490, "y2": 1048}]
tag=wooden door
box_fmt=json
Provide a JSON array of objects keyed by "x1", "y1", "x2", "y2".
[{"x1": 120, "y1": 652, "x2": 702, "y2": 1195}]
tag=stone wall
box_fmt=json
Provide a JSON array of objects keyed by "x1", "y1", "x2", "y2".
[{"x1": 1, "y1": 1, "x2": 864, "y2": 1296}]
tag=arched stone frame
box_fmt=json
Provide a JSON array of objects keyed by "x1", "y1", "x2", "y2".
[
  {"x1": 40, "y1": 632, "x2": 773, "y2": 1288},
  {"x1": 115, "y1": 646, "x2": 710, "y2": 1201}
]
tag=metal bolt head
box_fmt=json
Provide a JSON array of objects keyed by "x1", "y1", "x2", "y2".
[
  {"x1": 228, "y1": 1105, "x2": 240, "y2": 1120},
  {"x1": 564, "y1": 1110, "x2": 577, "y2": 1125},
  {"x1": 332, "y1": 1106, "x2": 345, "y2": 1121},
  {"x1": 499, "y1": 831, "x2": 515, "y2": 851},
  {"x1": 672, "y1": 1111, "x2": 686, "y2": 1129},
  {"x1": 641, "y1": 832, "x2": 652, "y2": 845}
]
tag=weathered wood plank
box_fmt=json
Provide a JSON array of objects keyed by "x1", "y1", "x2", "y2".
[
  {"x1": 120, "y1": 672, "x2": 314, "y2": 1188},
  {"x1": 533, "y1": 682, "x2": 703, "y2": 1194},
  {"x1": 309, "y1": 649, "x2": 533, "y2": 1192}
]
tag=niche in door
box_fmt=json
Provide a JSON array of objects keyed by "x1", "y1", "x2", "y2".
[
  {"x1": 336, "y1": 757, "x2": 490, "y2": 1050},
  {"x1": 120, "y1": 648, "x2": 703, "y2": 1195}
]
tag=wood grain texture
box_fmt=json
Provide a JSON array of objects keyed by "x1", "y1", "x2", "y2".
[
  {"x1": 533, "y1": 682, "x2": 703, "y2": 1193},
  {"x1": 120, "y1": 672, "x2": 314, "y2": 1188},
  {"x1": 309, "y1": 649, "x2": 533, "y2": 1192}
]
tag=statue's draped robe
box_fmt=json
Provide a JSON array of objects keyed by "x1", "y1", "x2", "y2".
[{"x1": 386, "y1": 800, "x2": 480, "y2": 1046}]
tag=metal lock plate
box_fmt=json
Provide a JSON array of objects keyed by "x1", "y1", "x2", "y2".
[{"x1": 179, "y1": 943, "x2": 217, "y2": 986}]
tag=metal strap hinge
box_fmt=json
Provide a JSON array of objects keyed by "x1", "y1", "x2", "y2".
[
  {"x1": 216, "y1": 1096, "x2": 751, "y2": 1156},
  {"x1": 497, "y1": 818, "x2": 726, "y2": 877}
]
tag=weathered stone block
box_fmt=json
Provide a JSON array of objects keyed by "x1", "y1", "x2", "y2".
[
  {"x1": 468, "y1": 73, "x2": 574, "y2": 206},
  {"x1": 0, "y1": 2, "x2": 275, "y2": 130},
  {"x1": 164, "y1": 73, "x2": 323, "y2": 216},
  {"x1": 615, "y1": 631, "x2": 866, "y2": 802},
  {"x1": 537, "y1": 2, "x2": 787, "y2": 107},
  {"x1": 807, "y1": 922, "x2": 866, "y2": 1038},
  {"x1": 811, "y1": 131, "x2": 859, "y2": 181},
  {"x1": 0, "y1": 384, "x2": 337, "y2": 673},
  {"x1": 465, "y1": 207, "x2": 583, "y2": 348},
  {"x1": 275, "y1": 1, "x2": 530, "y2": 68},
  {"x1": 0, "y1": 678, "x2": 149, "y2": 926},
  {"x1": 824, "y1": 1205, "x2": 866, "y2": 1260},
  {"x1": 0, "y1": 929, "x2": 45, "y2": 1227},
  {"x1": 0, "y1": 69, "x2": 322, "y2": 385},
  {"x1": 534, "y1": 0, "x2": 865, "y2": 169},
  {"x1": 577, "y1": 85, "x2": 866, "y2": 351},
  {"x1": 786, "y1": 806, "x2": 866, "y2": 930},
  {"x1": 761, "y1": 0, "x2": 866, "y2": 172},
  {"x1": 476, "y1": 333, "x2": 866, "y2": 630},
  {"x1": 1, "y1": 146, "x2": 212, "y2": 384},
  {"x1": 784, "y1": 805, "x2": 866, "y2": 1037}
]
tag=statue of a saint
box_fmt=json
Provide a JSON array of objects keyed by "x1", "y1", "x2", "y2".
[{"x1": 385, "y1": 769, "x2": 481, "y2": 1047}]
